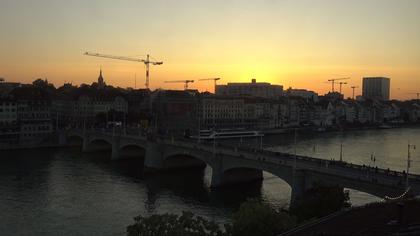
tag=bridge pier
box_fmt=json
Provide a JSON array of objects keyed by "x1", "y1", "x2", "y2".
[
  {"x1": 111, "y1": 137, "x2": 120, "y2": 160},
  {"x1": 144, "y1": 142, "x2": 164, "y2": 173},
  {"x1": 290, "y1": 170, "x2": 309, "y2": 207},
  {"x1": 290, "y1": 170, "x2": 349, "y2": 208},
  {"x1": 58, "y1": 131, "x2": 67, "y2": 146},
  {"x1": 210, "y1": 167, "x2": 223, "y2": 188},
  {"x1": 82, "y1": 134, "x2": 89, "y2": 152}
]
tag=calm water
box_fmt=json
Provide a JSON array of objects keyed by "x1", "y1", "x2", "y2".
[{"x1": 1, "y1": 127, "x2": 420, "y2": 236}]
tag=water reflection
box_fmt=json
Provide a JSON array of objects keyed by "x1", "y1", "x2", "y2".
[{"x1": 1, "y1": 127, "x2": 419, "y2": 235}]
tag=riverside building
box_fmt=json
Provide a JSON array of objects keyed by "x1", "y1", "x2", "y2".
[{"x1": 215, "y1": 79, "x2": 283, "y2": 98}]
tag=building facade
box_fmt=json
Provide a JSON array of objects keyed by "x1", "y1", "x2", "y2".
[
  {"x1": 0, "y1": 98, "x2": 19, "y2": 145},
  {"x1": 286, "y1": 88, "x2": 319, "y2": 102},
  {"x1": 362, "y1": 77, "x2": 390, "y2": 101},
  {"x1": 215, "y1": 79, "x2": 283, "y2": 98},
  {"x1": 152, "y1": 90, "x2": 198, "y2": 135},
  {"x1": 17, "y1": 99, "x2": 53, "y2": 144},
  {"x1": 199, "y1": 95, "x2": 281, "y2": 130}
]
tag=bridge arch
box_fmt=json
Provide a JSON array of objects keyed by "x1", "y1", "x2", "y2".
[
  {"x1": 118, "y1": 144, "x2": 146, "y2": 160},
  {"x1": 163, "y1": 152, "x2": 209, "y2": 170},
  {"x1": 215, "y1": 163, "x2": 293, "y2": 188},
  {"x1": 119, "y1": 141, "x2": 147, "y2": 150},
  {"x1": 67, "y1": 134, "x2": 84, "y2": 146},
  {"x1": 219, "y1": 167, "x2": 264, "y2": 186},
  {"x1": 86, "y1": 138, "x2": 112, "y2": 152},
  {"x1": 216, "y1": 157, "x2": 295, "y2": 188},
  {"x1": 302, "y1": 171, "x2": 407, "y2": 200}
]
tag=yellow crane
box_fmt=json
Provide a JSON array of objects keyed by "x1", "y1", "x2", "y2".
[
  {"x1": 338, "y1": 81, "x2": 348, "y2": 94},
  {"x1": 327, "y1": 77, "x2": 349, "y2": 93},
  {"x1": 351, "y1": 86, "x2": 359, "y2": 100},
  {"x1": 164, "y1": 80, "x2": 194, "y2": 90},
  {"x1": 198, "y1": 78, "x2": 221, "y2": 93},
  {"x1": 84, "y1": 52, "x2": 163, "y2": 89}
]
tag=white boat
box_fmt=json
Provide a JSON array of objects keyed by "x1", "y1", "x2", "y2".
[{"x1": 192, "y1": 129, "x2": 263, "y2": 140}]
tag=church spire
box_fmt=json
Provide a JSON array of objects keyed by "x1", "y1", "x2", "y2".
[{"x1": 98, "y1": 67, "x2": 105, "y2": 88}]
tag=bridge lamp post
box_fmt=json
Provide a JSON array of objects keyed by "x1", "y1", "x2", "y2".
[
  {"x1": 293, "y1": 128, "x2": 297, "y2": 179},
  {"x1": 112, "y1": 112, "x2": 116, "y2": 137},
  {"x1": 197, "y1": 103, "x2": 201, "y2": 144},
  {"x1": 83, "y1": 114, "x2": 86, "y2": 135},
  {"x1": 123, "y1": 112, "x2": 127, "y2": 135},
  {"x1": 212, "y1": 98, "x2": 216, "y2": 157},
  {"x1": 406, "y1": 142, "x2": 416, "y2": 189}
]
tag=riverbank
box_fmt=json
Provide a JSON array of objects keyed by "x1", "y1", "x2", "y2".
[
  {"x1": 262, "y1": 123, "x2": 420, "y2": 136},
  {"x1": 0, "y1": 131, "x2": 78, "y2": 151},
  {"x1": 0, "y1": 142, "x2": 75, "y2": 151}
]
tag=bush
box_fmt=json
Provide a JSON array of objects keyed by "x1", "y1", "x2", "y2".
[
  {"x1": 127, "y1": 188, "x2": 349, "y2": 236},
  {"x1": 226, "y1": 199, "x2": 296, "y2": 236},
  {"x1": 127, "y1": 211, "x2": 224, "y2": 236},
  {"x1": 290, "y1": 184, "x2": 351, "y2": 222}
]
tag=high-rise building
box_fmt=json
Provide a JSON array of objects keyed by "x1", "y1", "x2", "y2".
[
  {"x1": 215, "y1": 79, "x2": 283, "y2": 98},
  {"x1": 362, "y1": 77, "x2": 390, "y2": 101}
]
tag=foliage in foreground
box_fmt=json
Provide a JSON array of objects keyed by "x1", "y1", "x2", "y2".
[
  {"x1": 291, "y1": 183, "x2": 351, "y2": 222},
  {"x1": 226, "y1": 199, "x2": 296, "y2": 236},
  {"x1": 127, "y1": 184, "x2": 351, "y2": 236},
  {"x1": 127, "y1": 200, "x2": 295, "y2": 236},
  {"x1": 127, "y1": 211, "x2": 224, "y2": 236}
]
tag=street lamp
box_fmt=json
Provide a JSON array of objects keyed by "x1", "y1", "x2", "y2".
[
  {"x1": 293, "y1": 128, "x2": 297, "y2": 175},
  {"x1": 406, "y1": 142, "x2": 416, "y2": 189}
]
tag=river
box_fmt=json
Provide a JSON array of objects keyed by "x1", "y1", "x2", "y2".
[{"x1": 1, "y1": 127, "x2": 419, "y2": 236}]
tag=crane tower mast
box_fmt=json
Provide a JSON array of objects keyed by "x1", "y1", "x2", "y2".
[{"x1": 84, "y1": 52, "x2": 162, "y2": 89}]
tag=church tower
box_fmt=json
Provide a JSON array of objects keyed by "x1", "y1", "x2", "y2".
[{"x1": 98, "y1": 68, "x2": 105, "y2": 89}]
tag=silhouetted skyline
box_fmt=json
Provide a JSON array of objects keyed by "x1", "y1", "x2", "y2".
[{"x1": 1, "y1": 0, "x2": 420, "y2": 99}]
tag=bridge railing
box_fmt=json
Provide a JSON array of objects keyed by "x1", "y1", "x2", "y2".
[
  {"x1": 70, "y1": 129, "x2": 420, "y2": 183},
  {"x1": 169, "y1": 137, "x2": 420, "y2": 183}
]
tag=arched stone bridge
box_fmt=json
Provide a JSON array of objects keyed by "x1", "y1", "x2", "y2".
[{"x1": 66, "y1": 130, "x2": 420, "y2": 205}]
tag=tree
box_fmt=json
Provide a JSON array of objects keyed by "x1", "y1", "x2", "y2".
[
  {"x1": 32, "y1": 78, "x2": 55, "y2": 89},
  {"x1": 290, "y1": 184, "x2": 351, "y2": 222},
  {"x1": 126, "y1": 211, "x2": 224, "y2": 236},
  {"x1": 226, "y1": 199, "x2": 296, "y2": 236}
]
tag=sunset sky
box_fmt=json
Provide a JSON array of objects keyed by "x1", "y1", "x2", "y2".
[{"x1": 1, "y1": 0, "x2": 419, "y2": 99}]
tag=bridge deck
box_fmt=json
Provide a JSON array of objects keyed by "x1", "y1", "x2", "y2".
[{"x1": 69, "y1": 129, "x2": 420, "y2": 194}]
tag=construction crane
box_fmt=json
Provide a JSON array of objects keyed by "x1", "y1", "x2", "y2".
[
  {"x1": 84, "y1": 52, "x2": 163, "y2": 89},
  {"x1": 198, "y1": 78, "x2": 221, "y2": 93},
  {"x1": 338, "y1": 81, "x2": 348, "y2": 94},
  {"x1": 327, "y1": 78, "x2": 349, "y2": 93},
  {"x1": 351, "y1": 86, "x2": 359, "y2": 100},
  {"x1": 164, "y1": 80, "x2": 194, "y2": 90},
  {"x1": 408, "y1": 92, "x2": 420, "y2": 100}
]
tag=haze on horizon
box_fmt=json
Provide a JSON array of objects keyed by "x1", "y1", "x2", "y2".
[{"x1": 1, "y1": 0, "x2": 419, "y2": 99}]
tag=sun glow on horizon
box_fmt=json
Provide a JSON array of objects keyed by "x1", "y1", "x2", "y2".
[{"x1": 1, "y1": 0, "x2": 420, "y2": 100}]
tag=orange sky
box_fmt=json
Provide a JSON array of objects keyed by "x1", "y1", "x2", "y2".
[{"x1": 1, "y1": 0, "x2": 419, "y2": 100}]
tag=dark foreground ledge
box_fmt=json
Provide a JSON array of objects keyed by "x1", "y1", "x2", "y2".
[{"x1": 282, "y1": 198, "x2": 420, "y2": 236}]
